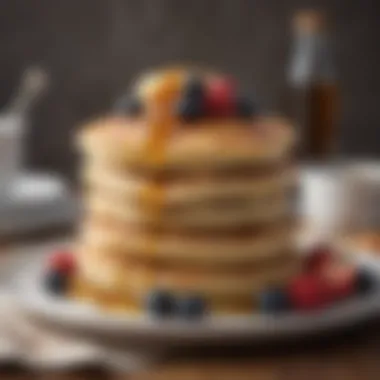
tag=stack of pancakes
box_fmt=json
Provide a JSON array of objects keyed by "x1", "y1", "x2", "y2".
[{"x1": 73, "y1": 71, "x2": 298, "y2": 314}]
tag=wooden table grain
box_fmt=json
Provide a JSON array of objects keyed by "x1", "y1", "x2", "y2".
[{"x1": 1, "y1": 234, "x2": 380, "y2": 379}]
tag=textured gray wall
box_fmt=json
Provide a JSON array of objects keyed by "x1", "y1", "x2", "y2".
[{"x1": 0, "y1": 0, "x2": 379, "y2": 179}]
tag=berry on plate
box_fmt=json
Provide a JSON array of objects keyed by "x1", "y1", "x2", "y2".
[
  {"x1": 305, "y1": 244, "x2": 333, "y2": 273},
  {"x1": 288, "y1": 274, "x2": 330, "y2": 311},
  {"x1": 355, "y1": 268, "x2": 377, "y2": 295},
  {"x1": 259, "y1": 287, "x2": 290, "y2": 314},
  {"x1": 177, "y1": 294, "x2": 206, "y2": 320},
  {"x1": 45, "y1": 270, "x2": 70, "y2": 296},
  {"x1": 146, "y1": 290, "x2": 176, "y2": 318},
  {"x1": 321, "y1": 262, "x2": 356, "y2": 301},
  {"x1": 48, "y1": 251, "x2": 76, "y2": 274}
]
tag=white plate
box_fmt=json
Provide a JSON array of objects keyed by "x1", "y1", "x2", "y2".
[
  {"x1": 343, "y1": 247, "x2": 380, "y2": 273},
  {"x1": 334, "y1": 236, "x2": 380, "y2": 272},
  {"x1": 14, "y1": 253, "x2": 380, "y2": 344}
]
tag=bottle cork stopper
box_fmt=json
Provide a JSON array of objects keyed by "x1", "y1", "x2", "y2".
[{"x1": 293, "y1": 10, "x2": 327, "y2": 32}]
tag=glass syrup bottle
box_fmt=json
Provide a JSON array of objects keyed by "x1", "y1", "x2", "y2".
[{"x1": 286, "y1": 10, "x2": 339, "y2": 160}]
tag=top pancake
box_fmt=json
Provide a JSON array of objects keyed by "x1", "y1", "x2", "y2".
[{"x1": 77, "y1": 115, "x2": 295, "y2": 173}]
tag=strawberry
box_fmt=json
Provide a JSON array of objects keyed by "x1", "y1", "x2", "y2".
[
  {"x1": 48, "y1": 251, "x2": 76, "y2": 274},
  {"x1": 305, "y1": 244, "x2": 333, "y2": 274},
  {"x1": 204, "y1": 77, "x2": 236, "y2": 117},
  {"x1": 288, "y1": 274, "x2": 331, "y2": 311},
  {"x1": 321, "y1": 262, "x2": 356, "y2": 301}
]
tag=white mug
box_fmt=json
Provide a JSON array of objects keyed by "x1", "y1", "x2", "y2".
[
  {"x1": 300, "y1": 166, "x2": 345, "y2": 240},
  {"x1": 300, "y1": 162, "x2": 380, "y2": 241},
  {"x1": 341, "y1": 162, "x2": 380, "y2": 231}
]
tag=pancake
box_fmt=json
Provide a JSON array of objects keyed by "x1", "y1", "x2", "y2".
[
  {"x1": 73, "y1": 67, "x2": 298, "y2": 315},
  {"x1": 79, "y1": 220, "x2": 295, "y2": 262},
  {"x1": 75, "y1": 249, "x2": 299, "y2": 298},
  {"x1": 77, "y1": 245, "x2": 297, "y2": 271},
  {"x1": 84, "y1": 191, "x2": 291, "y2": 229},
  {"x1": 78, "y1": 116, "x2": 295, "y2": 172},
  {"x1": 82, "y1": 163, "x2": 296, "y2": 208}
]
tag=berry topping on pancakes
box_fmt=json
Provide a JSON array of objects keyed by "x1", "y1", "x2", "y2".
[
  {"x1": 176, "y1": 76, "x2": 205, "y2": 121},
  {"x1": 114, "y1": 68, "x2": 259, "y2": 123},
  {"x1": 204, "y1": 76, "x2": 236, "y2": 118}
]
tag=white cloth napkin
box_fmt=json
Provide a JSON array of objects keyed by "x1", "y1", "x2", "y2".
[{"x1": 0, "y1": 292, "x2": 164, "y2": 371}]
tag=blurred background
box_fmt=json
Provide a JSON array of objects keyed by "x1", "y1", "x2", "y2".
[{"x1": 0, "y1": 0, "x2": 379, "y2": 181}]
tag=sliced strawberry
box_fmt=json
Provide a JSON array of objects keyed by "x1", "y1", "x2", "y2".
[{"x1": 48, "y1": 251, "x2": 76, "y2": 274}]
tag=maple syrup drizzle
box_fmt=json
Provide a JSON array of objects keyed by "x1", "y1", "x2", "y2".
[{"x1": 138, "y1": 71, "x2": 184, "y2": 292}]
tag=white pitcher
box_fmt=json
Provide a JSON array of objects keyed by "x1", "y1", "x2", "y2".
[{"x1": 0, "y1": 67, "x2": 49, "y2": 197}]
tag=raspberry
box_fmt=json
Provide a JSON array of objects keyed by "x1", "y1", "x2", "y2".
[{"x1": 48, "y1": 251, "x2": 76, "y2": 274}]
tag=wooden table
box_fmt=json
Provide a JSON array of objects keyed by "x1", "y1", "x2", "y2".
[
  {"x1": 1, "y1": 326, "x2": 380, "y2": 380},
  {"x1": 1, "y1": 234, "x2": 380, "y2": 379}
]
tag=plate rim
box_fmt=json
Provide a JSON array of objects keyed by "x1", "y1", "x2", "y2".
[{"x1": 13, "y1": 255, "x2": 380, "y2": 343}]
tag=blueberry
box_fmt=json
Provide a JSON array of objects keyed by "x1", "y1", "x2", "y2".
[
  {"x1": 113, "y1": 95, "x2": 143, "y2": 117},
  {"x1": 177, "y1": 76, "x2": 205, "y2": 122},
  {"x1": 184, "y1": 76, "x2": 204, "y2": 99},
  {"x1": 177, "y1": 98, "x2": 204, "y2": 122},
  {"x1": 45, "y1": 270, "x2": 69, "y2": 296},
  {"x1": 177, "y1": 294, "x2": 206, "y2": 320},
  {"x1": 236, "y1": 95, "x2": 257, "y2": 118},
  {"x1": 355, "y1": 269, "x2": 377, "y2": 295},
  {"x1": 146, "y1": 290, "x2": 176, "y2": 318},
  {"x1": 259, "y1": 287, "x2": 290, "y2": 314}
]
